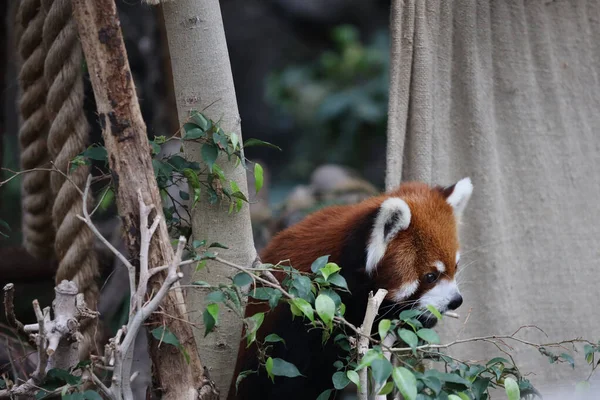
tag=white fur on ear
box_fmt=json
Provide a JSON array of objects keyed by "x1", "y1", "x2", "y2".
[
  {"x1": 365, "y1": 197, "x2": 411, "y2": 275},
  {"x1": 445, "y1": 177, "x2": 473, "y2": 217}
]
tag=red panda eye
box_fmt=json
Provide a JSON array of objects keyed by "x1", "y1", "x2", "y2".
[{"x1": 424, "y1": 273, "x2": 438, "y2": 284}]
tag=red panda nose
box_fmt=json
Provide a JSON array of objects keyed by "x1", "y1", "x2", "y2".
[{"x1": 447, "y1": 295, "x2": 463, "y2": 310}]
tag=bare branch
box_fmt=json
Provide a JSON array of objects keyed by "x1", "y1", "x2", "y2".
[
  {"x1": 78, "y1": 175, "x2": 135, "y2": 273},
  {"x1": 3, "y1": 284, "x2": 36, "y2": 347},
  {"x1": 357, "y1": 289, "x2": 387, "y2": 400}
]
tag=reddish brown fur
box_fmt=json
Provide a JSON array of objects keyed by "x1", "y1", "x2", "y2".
[{"x1": 259, "y1": 182, "x2": 459, "y2": 300}]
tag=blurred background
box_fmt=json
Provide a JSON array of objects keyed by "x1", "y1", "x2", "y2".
[
  {"x1": 1, "y1": 0, "x2": 391, "y2": 247},
  {"x1": 0, "y1": 0, "x2": 393, "y2": 377}
]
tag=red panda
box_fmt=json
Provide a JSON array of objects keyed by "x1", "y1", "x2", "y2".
[{"x1": 229, "y1": 178, "x2": 473, "y2": 400}]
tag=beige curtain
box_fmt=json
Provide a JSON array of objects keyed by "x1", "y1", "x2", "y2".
[{"x1": 386, "y1": 0, "x2": 600, "y2": 394}]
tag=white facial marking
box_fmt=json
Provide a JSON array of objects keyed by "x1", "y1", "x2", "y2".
[
  {"x1": 456, "y1": 251, "x2": 461, "y2": 264},
  {"x1": 446, "y1": 177, "x2": 473, "y2": 217},
  {"x1": 365, "y1": 197, "x2": 411, "y2": 275},
  {"x1": 418, "y1": 279, "x2": 461, "y2": 312},
  {"x1": 433, "y1": 261, "x2": 445, "y2": 273},
  {"x1": 393, "y1": 280, "x2": 419, "y2": 301}
]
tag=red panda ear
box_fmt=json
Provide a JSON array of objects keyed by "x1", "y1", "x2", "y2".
[
  {"x1": 365, "y1": 197, "x2": 411, "y2": 274},
  {"x1": 438, "y1": 177, "x2": 473, "y2": 218}
]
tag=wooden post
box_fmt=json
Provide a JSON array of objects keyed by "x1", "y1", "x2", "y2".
[{"x1": 71, "y1": 1, "x2": 214, "y2": 398}]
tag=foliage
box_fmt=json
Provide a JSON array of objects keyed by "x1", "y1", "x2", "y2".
[
  {"x1": 71, "y1": 109, "x2": 277, "y2": 242},
  {"x1": 266, "y1": 25, "x2": 389, "y2": 180},
  {"x1": 192, "y1": 255, "x2": 600, "y2": 400}
]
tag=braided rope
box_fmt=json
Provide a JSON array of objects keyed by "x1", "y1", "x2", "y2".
[
  {"x1": 42, "y1": 0, "x2": 99, "y2": 354},
  {"x1": 17, "y1": 0, "x2": 56, "y2": 259}
]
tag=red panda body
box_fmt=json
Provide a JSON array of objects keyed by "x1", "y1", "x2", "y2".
[{"x1": 230, "y1": 179, "x2": 473, "y2": 400}]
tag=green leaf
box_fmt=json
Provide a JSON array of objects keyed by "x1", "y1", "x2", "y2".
[
  {"x1": 416, "y1": 328, "x2": 440, "y2": 344},
  {"x1": 378, "y1": 381, "x2": 394, "y2": 396},
  {"x1": 454, "y1": 393, "x2": 470, "y2": 400},
  {"x1": 399, "y1": 309, "x2": 421, "y2": 321},
  {"x1": 208, "y1": 242, "x2": 229, "y2": 249},
  {"x1": 378, "y1": 319, "x2": 391, "y2": 341},
  {"x1": 399, "y1": 329, "x2": 418, "y2": 351},
  {"x1": 355, "y1": 348, "x2": 383, "y2": 370},
  {"x1": 254, "y1": 163, "x2": 264, "y2": 193},
  {"x1": 584, "y1": 344, "x2": 596, "y2": 364},
  {"x1": 265, "y1": 357, "x2": 274, "y2": 382},
  {"x1": 310, "y1": 255, "x2": 330, "y2": 273},
  {"x1": 426, "y1": 304, "x2": 443, "y2": 320},
  {"x1": 149, "y1": 140, "x2": 161, "y2": 155},
  {"x1": 192, "y1": 239, "x2": 206, "y2": 248},
  {"x1": 424, "y1": 370, "x2": 471, "y2": 387},
  {"x1": 504, "y1": 377, "x2": 520, "y2": 400},
  {"x1": 195, "y1": 260, "x2": 207, "y2": 271},
  {"x1": 46, "y1": 368, "x2": 81, "y2": 385},
  {"x1": 264, "y1": 333, "x2": 286, "y2": 346},
  {"x1": 250, "y1": 287, "x2": 282, "y2": 308},
  {"x1": 560, "y1": 352, "x2": 575, "y2": 368},
  {"x1": 153, "y1": 135, "x2": 166, "y2": 144},
  {"x1": 230, "y1": 132, "x2": 239, "y2": 151},
  {"x1": 0, "y1": 219, "x2": 11, "y2": 237},
  {"x1": 290, "y1": 275, "x2": 312, "y2": 300},
  {"x1": 576, "y1": 380, "x2": 591, "y2": 393},
  {"x1": 243, "y1": 138, "x2": 282, "y2": 151},
  {"x1": 327, "y1": 273, "x2": 349, "y2": 291},
  {"x1": 206, "y1": 291, "x2": 226, "y2": 304},
  {"x1": 213, "y1": 130, "x2": 229, "y2": 149},
  {"x1": 235, "y1": 370, "x2": 256, "y2": 393},
  {"x1": 289, "y1": 298, "x2": 314, "y2": 322},
  {"x1": 151, "y1": 327, "x2": 181, "y2": 347},
  {"x1": 421, "y1": 376, "x2": 442, "y2": 395},
  {"x1": 190, "y1": 111, "x2": 209, "y2": 130},
  {"x1": 199, "y1": 251, "x2": 217, "y2": 260},
  {"x1": 192, "y1": 280, "x2": 211, "y2": 287},
  {"x1": 315, "y1": 293, "x2": 336, "y2": 327},
  {"x1": 319, "y1": 288, "x2": 342, "y2": 310},
  {"x1": 81, "y1": 390, "x2": 103, "y2": 400},
  {"x1": 316, "y1": 389, "x2": 333, "y2": 400},
  {"x1": 486, "y1": 357, "x2": 511, "y2": 367},
  {"x1": 245, "y1": 312, "x2": 265, "y2": 346},
  {"x1": 201, "y1": 143, "x2": 218, "y2": 172},
  {"x1": 62, "y1": 394, "x2": 84, "y2": 400},
  {"x1": 371, "y1": 359, "x2": 393, "y2": 390},
  {"x1": 233, "y1": 272, "x2": 253, "y2": 287},
  {"x1": 270, "y1": 358, "x2": 303, "y2": 378},
  {"x1": 203, "y1": 303, "x2": 219, "y2": 336},
  {"x1": 448, "y1": 395, "x2": 463, "y2": 400},
  {"x1": 332, "y1": 371, "x2": 350, "y2": 390},
  {"x1": 392, "y1": 367, "x2": 417, "y2": 400},
  {"x1": 83, "y1": 146, "x2": 107, "y2": 161},
  {"x1": 230, "y1": 191, "x2": 249, "y2": 202},
  {"x1": 346, "y1": 370, "x2": 360, "y2": 390},
  {"x1": 320, "y1": 262, "x2": 341, "y2": 280}
]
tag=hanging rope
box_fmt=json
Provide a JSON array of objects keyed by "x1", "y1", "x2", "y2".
[
  {"x1": 17, "y1": 0, "x2": 56, "y2": 259},
  {"x1": 42, "y1": 0, "x2": 99, "y2": 354}
]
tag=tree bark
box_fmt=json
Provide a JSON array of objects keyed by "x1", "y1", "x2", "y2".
[
  {"x1": 71, "y1": 1, "x2": 209, "y2": 399},
  {"x1": 160, "y1": 1, "x2": 256, "y2": 398}
]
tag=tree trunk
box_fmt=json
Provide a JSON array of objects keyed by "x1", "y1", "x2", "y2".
[
  {"x1": 71, "y1": 1, "x2": 211, "y2": 399},
  {"x1": 160, "y1": 1, "x2": 256, "y2": 398}
]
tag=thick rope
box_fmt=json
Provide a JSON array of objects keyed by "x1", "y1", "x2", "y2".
[
  {"x1": 17, "y1": 0, "x2": 56, "y2": 259},
  {"x1": 42, "y1": 0, "x2": 99, "y2": 354}
]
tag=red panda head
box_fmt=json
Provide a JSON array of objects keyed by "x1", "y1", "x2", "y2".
[{"x1": 364, "y1": 178, "x2": 473, "y2": 326}]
